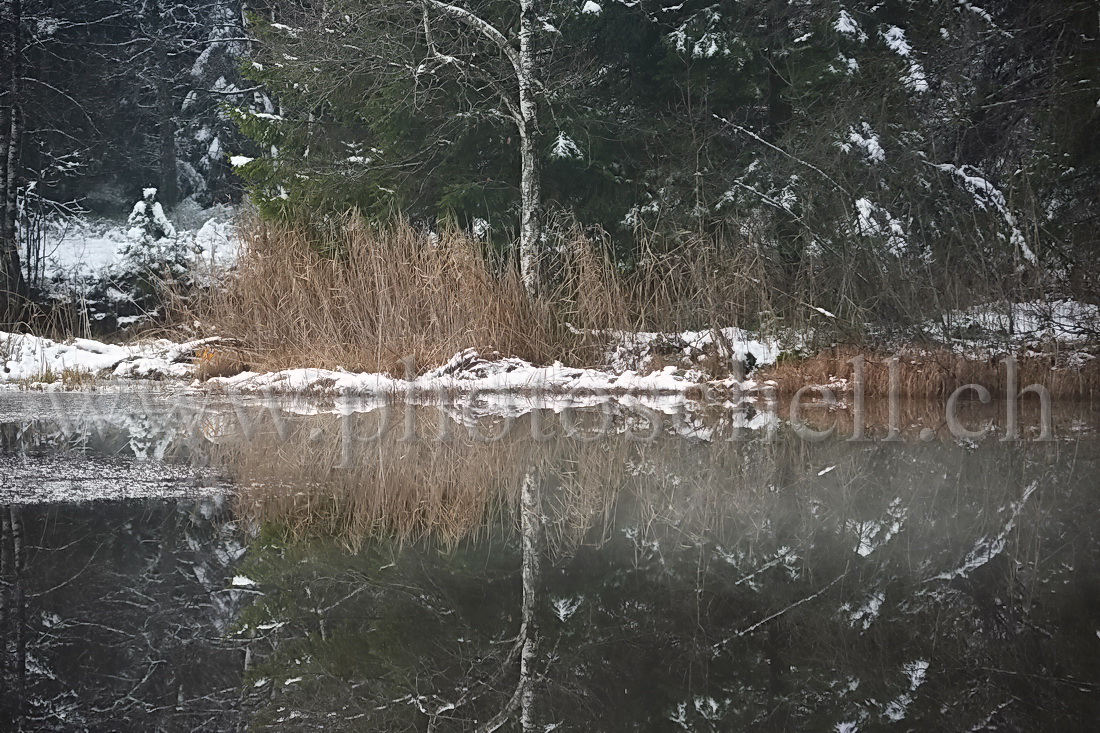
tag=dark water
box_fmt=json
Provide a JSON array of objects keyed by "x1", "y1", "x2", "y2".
[{"x1": 1, "y1": 391, "x2": 1098, "y2": 731}]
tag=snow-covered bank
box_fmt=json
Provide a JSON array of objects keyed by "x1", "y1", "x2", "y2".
[
  {"x1": 204, "y1": 347, "x2": 774, "y2": 398},
  {"x1": 199, "y1": 327, "x2": 782, "y2": 398},
  {"x1": 1, "y1": 328, "x2": 779, "y2": 400},
  {"x1": 599, "y1": 326, "x2": 780, "y2": 374},
  {"x1": 4, "y1": 298, "x2": 1096, "y2": 398},
  {"x1": 0, "y1": 331, "x2": 219, "y2": 383}
]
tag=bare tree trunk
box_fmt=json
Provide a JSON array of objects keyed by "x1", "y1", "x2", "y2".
[
  {"x1": 154, "y1": 3, "x2": 177, "y2": 209},
  {"x1": 475, "y1": 469, "x2": 543, "y2": 733},
  {"x1": 0, "y1": 0, "x2": 27, "y2": 326},
  {"x1": 517, "y1": 0, "x2": 543, "y2": 300}
]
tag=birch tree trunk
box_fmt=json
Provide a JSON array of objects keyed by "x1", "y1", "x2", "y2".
[
  {"x1": 475, "y1": 468, "x2": 543, "y2": 733},
  {"x1": 517, "y1": 0, "x2": 544, "y2": 300}
]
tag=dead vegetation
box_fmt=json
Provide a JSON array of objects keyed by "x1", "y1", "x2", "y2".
[
  {"x1": 757, "y1": 346, "x2": 1100, "y2": 399},
  {"x1": 176, "y1": 216, "x2": 775, "y2": 376},
  {"x1": 174, "y1": 216, "x2": 1098, "y2": 397},
  {"x1": 192, "y1": 345, "x2": 247, "y2": 381},
  {"x1": 179, "y1": 217, "x2": 571, "y2": 375},
  {"x1": 215, "y1": 400, "x2": 1096, "y2": 549},
  {"x1": 223, "y1": 408, "x2": 628, "y2": 550}
]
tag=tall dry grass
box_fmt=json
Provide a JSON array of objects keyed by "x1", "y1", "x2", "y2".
[
  {"x1": 178, "y1": 216, "x2": 776, "y2": 375},
  {"x1": 218, "y1": 403, "x2": 824, "y2": 552},
  {"x1": 176, "y1": 215, "x2": 1097, "y2": 394},
  {"x1": 183, "y1": 217, "x2": 575, "y2": 374},
  {"x1": 222, "y1": 407, "x2": 634, "y2": 550},
  {"x1": 215, "y1": 400, "x2": 1095, "y2": 549}
]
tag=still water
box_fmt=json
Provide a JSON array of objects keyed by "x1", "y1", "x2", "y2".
[{"x1": 0, "y1": 391, "x2": 1098, "y2": 731}]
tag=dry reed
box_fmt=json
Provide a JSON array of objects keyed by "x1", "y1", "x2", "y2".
[
  {"x1": 758, "y1": 346, "x2": 1100, "y2": 399},
  {"x1": 214, "y1": 401, "x2": 1093, "y2": 549},
  {"x1": 183, "y1": 216, "x2": 577, "y2": 374},
  {"x1": 178, "y1": 216, "x2": 776, "y2": 376},
  {"x1": 176, "y1": 216, "x2": 1097, "y2": 397}
]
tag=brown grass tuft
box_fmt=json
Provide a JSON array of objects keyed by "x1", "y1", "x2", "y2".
[{"x1": 193, "y1": 346, "x2": 247, "y2": 381}]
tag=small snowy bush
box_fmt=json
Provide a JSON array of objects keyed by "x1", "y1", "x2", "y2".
[{"x1": 38, "y1": 194, "x2": 238, "y2": 333}]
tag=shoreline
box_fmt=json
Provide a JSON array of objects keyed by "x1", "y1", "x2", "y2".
[{"x1": 3, "y1": 327, "x2": 1098, "y2": 403}]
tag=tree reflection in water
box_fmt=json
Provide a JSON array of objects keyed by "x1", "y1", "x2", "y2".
[{"x1": 220, "y1": 401, "x2": 1100, "y2": 731}]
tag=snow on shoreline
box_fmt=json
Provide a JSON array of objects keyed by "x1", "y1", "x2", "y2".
[
  {"x1": 3, "y1": 298, "x2": 1095, "y2": 398},
  {"x1": 1, "y1": 331, "x2": 776, "y2": 401},
  {"x1": 198, "y1": 327, "x2": 783, "y2": 399},
  {"x1": 203, "y1": 348, "x2": 773, "y2": 398},
  {"x1": 1, "y1": 331, "x2": 220, "y2": 383}
]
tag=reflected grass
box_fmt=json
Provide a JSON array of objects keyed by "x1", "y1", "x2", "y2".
[{"x1": 213, "y1": 400, "x2": 1098, "y2": 554}]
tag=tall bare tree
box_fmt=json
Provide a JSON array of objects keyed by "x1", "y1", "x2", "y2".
[
  {"x1": 247, "y1": 0, "x2": 561, "y2": 298},
  {"x1": 0, "y1": 0, "x2": 28, "y2": 325}
]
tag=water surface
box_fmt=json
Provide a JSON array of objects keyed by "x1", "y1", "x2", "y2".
[{"x1": 1, "y1": 391, "x2": 1097, "y2": 731}]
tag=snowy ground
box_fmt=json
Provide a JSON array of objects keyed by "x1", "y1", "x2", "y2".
[
  {"x1": 3, "y1": 299, "x2": 1095, "y2": 399},
  {"x1": 0, "y1": 331, "x2": 779, "y2": 401},
  {"x1": 0, "y1": 331, "x2": 220, "y2": 383},
  {"x1": 34, "y1": 204, "x2": 240, "y2": 330},
  {"x1": 926, "y1": 299, "x2": 1099, "y2": 347},
  {"x1": 204, "y1": 347, "x2": 776, "y2": 399},
  {"x1": 598, "y1": 326, "x2": 780, "y2": 374},
  {"x1": 41, "y1": 208, "x2": 238, "y2": 283}
]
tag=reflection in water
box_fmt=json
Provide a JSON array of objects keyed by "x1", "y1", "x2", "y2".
[
  {"x1": 221, "y1": 399, "x2": 1100, "y2": 731},
  {"x1": 0, "y1": 499, "x2": 247, "y2": 730},
  {"x1": 1, "y1": 392, "x2": 1098, "y2": 730}
]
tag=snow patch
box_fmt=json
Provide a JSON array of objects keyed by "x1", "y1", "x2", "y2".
[
  {"x1": 550, "y1": 131, "x2": 582, "y2": 160},
  {"x1": 849, "y1": 498, "x2": 906, "y2": 557},
  {"x1": 882, "y1": 26, "x2": 913, "y2": 56},
  {"x1": 882, "y1": 660, "x2": 929, "y2": 722},
  {"x1": 0, "y1": 332, "x2": 220, "y2": 384},
  {"x1": 845, "y1": 590, "x2": 885, "y2": 630},
  {"x1": 931, "y1": 299, "x2": 1098, "y2": 345},
  {"x1": 934, "y1": 163, "x2": 1036, "y2": 263},
  {"x1": 933, "y1": 482, "x2": 1038, "y2": 581},
  {"x1": 905, "y1": 62, "x2": 929, "y2": 93},
  {"x1": 840, "y1": 122, "x2": 885, "y2": 163},
  {"x1": 854, "y1": 198, "x2": 909, "y2": 256},
  {"x1": 835, "y1": 10, "x2": 867, "y2": 42},
  {"x1": 206, "y1": 346, "x2": 774, "y2": 399},
  {"x1": 552, "y1": 596, "x2": 583, "y2": 622}
]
